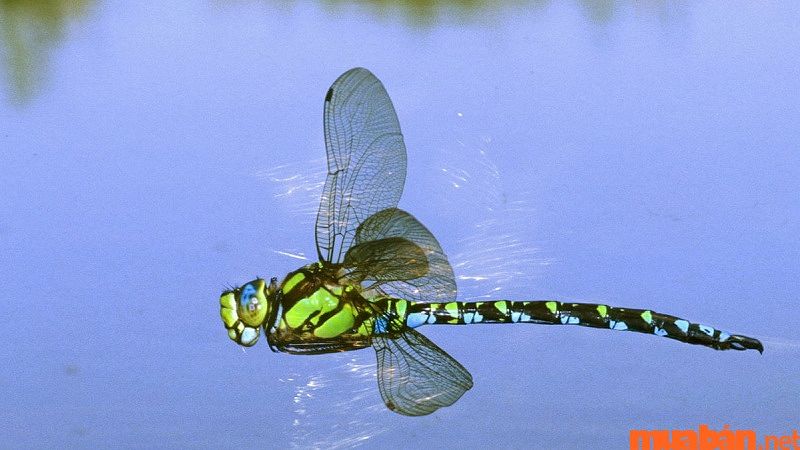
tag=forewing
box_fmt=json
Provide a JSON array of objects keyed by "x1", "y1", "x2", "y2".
[
  {"x1": 316, "y1": 68, "x2": 407, "y2": 264},
  {"x1": 373, "y1": 329, "x2": 473, "y2": 416},
  {"x1": 346, "y1": 208, "x2": 456, "y2": 303}
]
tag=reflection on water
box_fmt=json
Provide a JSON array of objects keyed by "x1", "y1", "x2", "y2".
[
  {"x1": 0, "y1": 0, "x2": 92, "y2": 102},
  {"x1": 312, "y1": 0, "x2": 666, "y2": 25},
  {"x1": 0, "y1": 0, "x2": 674, "y2": 101},
  {"x1": 318, "y1": 0, "x2": 536, "y2": 24}
]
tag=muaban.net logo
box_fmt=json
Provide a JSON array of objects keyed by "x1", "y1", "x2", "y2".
[{"x1": 630, "y1": 425, "x2": 799, "y2": 450}]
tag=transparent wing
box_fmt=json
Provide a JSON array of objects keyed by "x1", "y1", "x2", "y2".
[
  {"x1": 373, "y1": 328, "x2": 473, "y2": 416},
  {"x1": 316, "y1": 68, "x2": 407, "y2": 264},
  {"x1": 343, "y1": 236, "x2": 429, "y2": 283},
  {"x1": 344, "y1": 208, "x2": 457, "y2": 303}
]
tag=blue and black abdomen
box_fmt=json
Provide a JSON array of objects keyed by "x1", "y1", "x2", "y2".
[{"x1": 399, "y1": 299, "x2": 763, "y2": 353}]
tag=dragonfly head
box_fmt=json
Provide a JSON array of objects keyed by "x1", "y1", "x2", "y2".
[{"x1": 219, "y1": 277, "x2": 278, "y2": 347}]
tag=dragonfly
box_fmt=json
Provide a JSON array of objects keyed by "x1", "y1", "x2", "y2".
[{"x1": 219, "y1": 68, "x2": 763, "y2": 416}]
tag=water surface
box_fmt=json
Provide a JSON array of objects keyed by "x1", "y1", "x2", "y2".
[{"x1": 1, "y1": 1, "x2": 798, "y2": 448}]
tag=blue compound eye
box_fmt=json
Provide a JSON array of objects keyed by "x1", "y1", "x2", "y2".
[
  {"x1": 237, "y1": 281, "x2": 269, "y2": 327},
  {"x1": 239, "y1": 284, "x2": 257, "y2": 307}
]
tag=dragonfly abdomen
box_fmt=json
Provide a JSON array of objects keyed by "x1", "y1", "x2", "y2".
[{"x1": 404, "y1": 300, "x2": 763, "y2": 353}]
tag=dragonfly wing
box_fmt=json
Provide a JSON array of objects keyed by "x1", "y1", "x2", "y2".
[
  {"x1": 345, "y1": 208, "x2": 456, "y2": 303},
  {"x1": 343, "y1": 236, "x2": 429, "y2": 282},
  {"x1": 373, "y1": 328, "x2": 473, "y2": 416},
  {"x1": 316, "y1": 68, "x2": 407, "y2": 264}
]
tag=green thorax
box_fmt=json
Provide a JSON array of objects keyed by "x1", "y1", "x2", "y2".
[{"x1": 270, "y1": 262, "x2": 383, "y2": 354}]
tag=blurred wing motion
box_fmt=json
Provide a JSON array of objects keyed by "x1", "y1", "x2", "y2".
[
  {"x1": 316, "y1": 68, "x2": 407, "y2": 264},
  {"x1": 373, "y1": 328, "x2": 473, "y2": 416},
  {"x1": 344, "y1": 208, "x2": 457, "y2": 303}
]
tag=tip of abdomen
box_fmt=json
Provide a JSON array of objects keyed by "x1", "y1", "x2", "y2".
[{"x1": 727, "y1": 334, "x2": 764, "y2": 354}]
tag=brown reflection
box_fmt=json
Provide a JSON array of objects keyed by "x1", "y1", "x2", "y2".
[
  {"x1": 579, "y1": 0, "x2": 615, "y2": 23},
  {"x1": 308, "y1": 0, "x2": 670, "y2": 26},
  {"x1": 319, "y1": 0, "x2": 537, "y2": 25},
  {"x1": 0, "y1": 0, "x2": 92, "y2": 102}
]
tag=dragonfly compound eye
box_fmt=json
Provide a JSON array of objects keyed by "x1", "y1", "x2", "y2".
[{"x1": 219, "y1": 279, "x2": 271, "y2": 347}]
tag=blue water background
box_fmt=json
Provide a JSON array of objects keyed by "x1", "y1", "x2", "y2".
[{"x1": 1, "y1": 1, "x2": 798, "y2": 448}]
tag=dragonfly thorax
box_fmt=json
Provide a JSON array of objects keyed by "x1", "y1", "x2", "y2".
[
  {"x1": 266, "y1": 262, "x2": 380, "y2": 354},
  {"x1": 278, "y1": 262, "x2": 352, "y2": 296}
]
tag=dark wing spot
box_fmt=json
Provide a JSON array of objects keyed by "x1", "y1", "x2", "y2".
[{"x1": 325, "y1": 87, "x2": 334, "y2": 102}]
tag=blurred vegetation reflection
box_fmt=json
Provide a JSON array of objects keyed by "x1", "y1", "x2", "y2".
[
  {"x1": 319, "y1": 0, "x2": 534, "y2": 24},
  {"x1": 313, "y1": 0, "x2": 627, "y2": 25},
  {"x1": 0, "y1": 0, "x2": 666, "y2": 102},
  {"x1": 0, "y1": 0, "x2": 91, "y2": 103}
]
